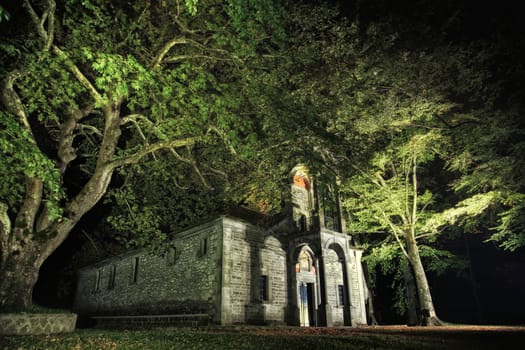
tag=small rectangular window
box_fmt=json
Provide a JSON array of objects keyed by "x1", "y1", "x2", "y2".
[
  {"x1": 200, "y1": 237, "x2": 208, "y2": 257},
  {"x1": 337, "y1": 285, "x2": 345, "y2": 306},
  {"x1": 108, "y1": 264, "x2": 116, "y2": 289},
  {"x1": 94, "y1": 269, "x2": 101, "y2": 293},
  {"x1": 259, "y1": 275, "x2": 269, "y2": 301},
  {"x1": 167, "y1": 247, "x2": 177, "y2": 266},
  {"x1": 131, "y1": 257, "x2": 139, "y2": 284}
]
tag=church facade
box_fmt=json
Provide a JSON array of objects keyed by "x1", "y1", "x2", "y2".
[{"x1": 73, "y1": 166, "x2": 369, "y2": 326}]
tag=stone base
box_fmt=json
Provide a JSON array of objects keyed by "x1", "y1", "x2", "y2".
[{"x1": 0, "y1": 313, "x2": 77, "y2": 335}]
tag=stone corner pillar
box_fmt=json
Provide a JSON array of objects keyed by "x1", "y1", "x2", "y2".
[{"x1": 317, "y1": 303, "x2": 333, "y2": 327}]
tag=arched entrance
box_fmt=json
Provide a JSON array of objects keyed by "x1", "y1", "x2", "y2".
[
  {"x1": 295, "y1": 247, "x2": 317, "y2": 326},
  {"x1": 324, "y1": 242, "x2": 351, "y2": 326}
]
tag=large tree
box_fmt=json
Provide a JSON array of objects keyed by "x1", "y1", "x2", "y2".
[{"x1": 0, "y1": 0, "x2": 284, "y2": 310}]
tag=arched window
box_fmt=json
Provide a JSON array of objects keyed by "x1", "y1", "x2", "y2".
[
  {"x1": 299, "y1": 251, "x2": 311, "y2": 272},
  {"x1": 296, "y1": 250, "x2": 316, "y2": 275},
  {"x1": 293, "y1": 175, "x2": 310, "y2": 190}
]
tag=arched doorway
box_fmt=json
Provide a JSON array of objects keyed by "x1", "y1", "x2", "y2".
[
  {"x1": 324, "y1": 242, "x2": 351, "y2": 326},
  {"x1": 295, "y1": 247, "x2": 317, "y2": 326}
]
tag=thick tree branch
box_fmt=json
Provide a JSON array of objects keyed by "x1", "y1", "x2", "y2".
[
  {"x1": 22, "y1": 0, "x2": 56, "y2": 50},
  {"x1": 108, "y1": 137, "x2": 200, "y2": 168},
  {"x1": 152, "y1": 36, "x2": 233, "y2": 69},
  {"x1": 38, "y1": 100, "x2": 123, "y2": 234},
  {"x1": 58, "y1": 106, "x2": 93, "y2": 176},
  {"x1": 374, "y1": 204, "x2": 409, "y2": 259},
  {"x1": 77, "y1": 124, "x2": 103, "y2": 137},
  {"x1": 13, "y1": 178, "x2": 43, "y2": 243},
  {"x1": 43, "y1": 0, "x2": 55, "y2": 51},
  {"x1": 169, "y1": 147, "x2": 212, "y2": 189},
  {"x1": 1, "y1": 72, "x2": 32, "y2": 132},
  {"x1": 151, "y1": 37, "x2": 192, "y2": 69},
  {"x1": 411, "y1": 154, "x2": 418, "y2": 229},
  {"x1": 404, "y1": 156, "x2": 411, "y2": 222},
  {"x1": 0, "y1": 202, "x2": 11, "y2": 266},
  {"x1": 120, "y1": 114, "x2": 155, "y2": 127},
  {"x1": 164, "y1": 54, "x2": 233, "y2": 64}
]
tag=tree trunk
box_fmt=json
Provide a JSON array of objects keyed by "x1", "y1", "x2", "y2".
[
  {"x1": 402, "y1": 260, "x2": 420, "y2": 326},
  {"x1": 0, "y1": 168, "x2": 116, "y2": 310},
  {"x1": 404, "y1": 232, "x2": 442, "y2": 326},
  {"x1": 0, "y1": 244, "x2": 41, "y2": 311},
  {"x1": 0, "y1": 107, "x2": 121, "y2": 311}
]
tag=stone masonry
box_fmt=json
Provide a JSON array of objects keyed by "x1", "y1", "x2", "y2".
[
  {"x1": 0, "y1": 313, "x2": 77, "y2": 335},
  {"x1": 74, "y1": 165, "x2": 370, "y2": 327}
]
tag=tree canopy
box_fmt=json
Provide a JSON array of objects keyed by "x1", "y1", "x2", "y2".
[{"x1": 0, "y1": 0, "x2": 287, "y2": 310}]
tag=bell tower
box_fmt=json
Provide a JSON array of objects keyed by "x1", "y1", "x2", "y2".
[
  {"x1": 290, "y1": 165, "x2": 315, "y2": 231},
  {"x1": 289, "y1": 165, "x2": 345, "y2": 233}
]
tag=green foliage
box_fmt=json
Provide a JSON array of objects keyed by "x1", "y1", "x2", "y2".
[
  {"x1": 18, "y1": 51, "x2": 86, "y2": 122},
  {"x1": 284, "y1": 3, "x2": 525, "y2": 317},
  {"x1": 184, "y1": 0, "x2": 199, "y2": 16},
  {"x1": 0, "y1": 0, "x2": 289, "y2": 224},
  {"x1": 227, "y1": 0, "x2": 285, "y2": 44},
  {"x1": 105, "y1": 156, "x2": 232, "y2": 251},
  {"x1": 447, "y1": 108, "x2": 525, "y2": 250},
  {"x1": 0, "y1": 112, "x2": 64, "y2": 220},
  {"x1": 488, "y1": 193, "x2": 525, "y2": 251},
  {"x1": 422, "y1": 192, "x2": 497, "y2": 235}
]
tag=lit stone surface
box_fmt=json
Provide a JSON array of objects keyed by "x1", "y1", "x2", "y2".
[{"x1": 0, "y1": 313, "x2": 77, "y2": 335}]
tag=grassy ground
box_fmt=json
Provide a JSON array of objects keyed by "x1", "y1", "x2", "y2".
[{"x1": 1, "y1": 326, "x2": 524, "y2": 350}]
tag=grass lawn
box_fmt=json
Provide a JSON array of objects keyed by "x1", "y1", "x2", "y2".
[{"x1": 1, "y1": 326, "x2": 523, "y2": 350}]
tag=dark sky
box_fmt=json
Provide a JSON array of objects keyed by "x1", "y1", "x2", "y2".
[{"x1": 340, "y1": 0, "x2": 524, "y2": 43}]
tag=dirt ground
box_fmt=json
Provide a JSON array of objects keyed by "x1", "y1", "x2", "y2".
[{"x1": 207, "y1": 324, "x2": 525, "y2": 349}]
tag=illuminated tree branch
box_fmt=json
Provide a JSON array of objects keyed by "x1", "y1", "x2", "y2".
[{"x1": 109, "y1": 137, "x2": 201, "y2": 168}]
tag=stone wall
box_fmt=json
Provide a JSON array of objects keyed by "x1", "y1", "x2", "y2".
[
  {"x1": 0, "y1": 313, "x2": 77, "y2": 335},
  {"x1": 324, "y1": 248, "x2": 345, "y2": 325},
  {"x1": 221, "y1": 219, "x2": 287, "y2": 325},
  {"x1": 346, "y1": 248, "x2": 368, "y2": 325},
  {"x1": 74, "y1": 219, "x2": 223, "y2": 322},
  {"x1": 73, "y1": 214, "x2": 369, "y2": 327},
  {"x1": 320, "y1": 229, "x2": 368, "y2": 326}
]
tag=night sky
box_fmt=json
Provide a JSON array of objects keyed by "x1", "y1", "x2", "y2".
[{"x1": 17, "y1": 0, "x2": 525, "y2": 325}]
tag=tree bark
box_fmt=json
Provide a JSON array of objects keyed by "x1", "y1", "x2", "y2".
[
  {"x1": 402, "y1": 259, "x2": 420, "y2": 326},
  {"x1": 404, "y1": 231, "x2": 442, "y2": 326},
  {"x1": 0, "y1": 244, "x2": 41, "y2": 310}
]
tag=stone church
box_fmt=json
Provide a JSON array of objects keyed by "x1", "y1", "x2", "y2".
[{"x1": 73, "y1": 165, "x2": 370, "y2": 327}]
